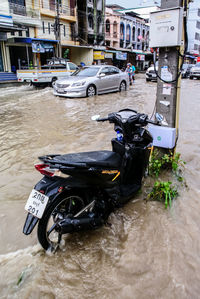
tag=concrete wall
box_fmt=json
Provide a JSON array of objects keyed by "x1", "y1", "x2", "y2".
[{"x1": 70, "y1": 47, "x2": 93, "y2": 65}]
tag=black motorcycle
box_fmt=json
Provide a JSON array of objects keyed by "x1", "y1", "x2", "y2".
[{"x1": 23, "y1": 109, "x2": 160, "y2": 251}]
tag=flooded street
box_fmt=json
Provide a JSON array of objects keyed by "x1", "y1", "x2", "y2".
[{"x1": 0, "y1": 75, "x2": 200, "y2": 298}]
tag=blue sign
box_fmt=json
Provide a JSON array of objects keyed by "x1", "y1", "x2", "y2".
[{"x1": 116, "y1": 52, "x2": 127, "y2": 60}]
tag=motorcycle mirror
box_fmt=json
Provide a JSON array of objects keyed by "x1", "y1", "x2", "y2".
[
  {"x1": 91, "y1": 114, "x2": 100, "y2": 121},
  {"x1": 155, "y1": 112, "x2": 164, "y2": 122}
]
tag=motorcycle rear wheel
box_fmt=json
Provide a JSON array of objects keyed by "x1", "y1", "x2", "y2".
[{"x1": 37, "y1": 193, "x2": 85, "y2": 251}]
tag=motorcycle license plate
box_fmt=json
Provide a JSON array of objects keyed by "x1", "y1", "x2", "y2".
[{"x1": 25, "y1": 189, "x2": 49, "y2": 219}]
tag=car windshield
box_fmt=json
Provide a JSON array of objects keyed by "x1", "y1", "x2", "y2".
[{"x1": 72, "y1": 67, "x2": 99, "y2": 77}]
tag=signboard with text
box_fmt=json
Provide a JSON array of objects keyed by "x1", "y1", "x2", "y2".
[
  {"x1": 93, "y1": 51, "x2": 105, "y2": 60},
  {"x1": 116, "y1": 52, "x2": 127, "y2": 60}
]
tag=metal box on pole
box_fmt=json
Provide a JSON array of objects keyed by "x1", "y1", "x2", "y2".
[{"x1": 149, "y1": 7, "x2": 183, "y2": 48}]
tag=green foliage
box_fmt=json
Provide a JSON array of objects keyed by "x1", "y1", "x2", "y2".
[
  {"x1": 63, "y1": 49, "x2": 69, "y2": 59},
  {"x1": 147, "y1": 181, "x2": 178, "y2": 209},
  {"x1": 17, "y1": 270, "x2": 26, "y2": 286},
  {"x1": 146, "y1": 150, "x2": 186, "y2": 209},
  {"x1": 149, "y1": 150, "x2": 186, "y2": 180}
]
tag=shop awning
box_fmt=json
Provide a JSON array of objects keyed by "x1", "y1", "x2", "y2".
[
  {"x1": 12, "y1": 37, "x2": 58, "y2": 44},
  {"x1": 132, "y1": 49, "x2": 152, "y2": 55}
]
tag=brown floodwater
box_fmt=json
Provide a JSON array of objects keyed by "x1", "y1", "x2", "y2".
[{"x1": 0, "y1": 75, "x2": 200, "y2": 299}]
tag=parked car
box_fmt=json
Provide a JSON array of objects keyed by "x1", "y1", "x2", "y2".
[
  {"x1": 53, "y1": 65, "x2": 129, "y2": 98},
  {"x1": 17, "y1": 58, "x2": 79, "y2": 86},
  {"x1": 145, "y1": 62, "x2": 158, "y2": 82},
  {"x1": 181, "y1": 64, "x2": 193, "y2": 78},
  {"x1": 189, "y1": 63, "x2": 200, "y2": 80}
]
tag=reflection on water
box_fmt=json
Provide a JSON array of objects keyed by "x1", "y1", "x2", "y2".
[{"x1": 0, "y1": 76, "x2": 200, "y2": 298}]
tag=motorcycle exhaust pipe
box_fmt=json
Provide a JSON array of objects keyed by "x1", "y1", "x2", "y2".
[{"x1": 57, "y1": 215, "x2": 103, "y2": 234}]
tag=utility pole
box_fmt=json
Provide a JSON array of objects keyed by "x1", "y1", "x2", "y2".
[
  {"x1": 55, "y1": 0, "x2": 62, "y2": 57},
  {"x1": 149, "y1": 0, "x2": 191, "y2": 152}
]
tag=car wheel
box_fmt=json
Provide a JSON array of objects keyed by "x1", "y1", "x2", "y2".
[
  {"x1": 119, "y1": 81, "x2": 126, "y2": 91},
  {"x1": 190, "y1": 76, "x2": 193, "y2": 80},
  {"x1": 146, "y1": 78, "x2": 150, "y2": 82},
  {"x1": 87, "y1": 85, "x2": 96, "y2": 97}
]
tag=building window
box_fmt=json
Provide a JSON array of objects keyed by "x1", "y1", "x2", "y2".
[
  {"x1": 137, "y1": 28, "x2": 141, "y2": 42},
  {"x1": 26, "y1": 27, "x2": 30, "y2": 37},
  {"x1": 194, "y1": 44, "x2": 198, "y2": 50},
  {"x1": 42, "y1": 21, "x2": 45, "y2": 33},
  {"x1": 97, "y1": 16, "x2": 103, "y2": 34},
  {"x1": 18, "y1": 30, "x2": 22, "y2": 37},
  {"x1": 198, "y1": 9, "x2": 200, "y2": 17},
  {"x1": 48, "y1": 23, "x2": 50, "y2": 34},
  {"x1": 49, "y1": 0, "x2": 55, "y2": 11},
  {"x1": 195, "y1": 32, "x2": 200, "y2": 41},
  {"x1": 120, "y1": 23, "x2": 125, "y2": 40},
  {"x1": 126, "y1": 25, "x2": 131, "y2": 41},
  {"x1": 113, "y1": 21, "x2": 117, "y2": 38},
  {"x1": 9, "y1": 0, "x2": 26, "y2": 16},
  {"x1": 196, "y1": 21, "x2": 200, "y2": 29},
  {"x1": 106, "y1": 19, "x2": 110, "y2": 35},
  {"x1": 64, "y1": 25, "x2": 66, "y2": 37},
  {"x1": 132, "y1": 27, "x2": 135, "y2": 41},
  {"x1": 88, "y1": 15, "x2": 94, "y2": 29}
]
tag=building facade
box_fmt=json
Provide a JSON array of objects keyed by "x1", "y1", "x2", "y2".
[
  {"x1": 187, "y1": 0, "x2": 200, "y2": 56},
  {"x1": 1, "y1": 0, "x2": 80, "y2": 72},
  {"x1": 105, "y1": 7, "x2": 120, "y2": 48},
  {"x1": 77, "y1": 0, "x2": 105, "y2": 46}
]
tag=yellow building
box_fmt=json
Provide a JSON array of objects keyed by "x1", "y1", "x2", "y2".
[{"x1": 4, "y1": 0, "x2": 93, "y2": 71}]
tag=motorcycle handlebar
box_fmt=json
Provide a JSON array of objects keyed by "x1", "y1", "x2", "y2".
[
  {"x1": 96, "y1": 117, "x2": 109, "y2": 122},
  {"x1": 147, "y1": 119, "x2": 161, "y2": 126}
]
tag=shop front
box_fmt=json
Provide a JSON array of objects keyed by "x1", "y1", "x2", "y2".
[{"x1": 7, "y1": 37, "x2": 57, "y2": 70}]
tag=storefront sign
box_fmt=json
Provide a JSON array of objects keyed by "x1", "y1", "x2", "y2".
[
  {"x1": 32, "y1": 41, "x2": 45, "y2": 53},
  {"x1": 136, "y1": 54, "x2": 145, "y2": 61},
  {"x1": 93, "y1": 51, "x2": 105, "y2": 60},
  {"x1": 105, "y1": 53, "x2": 113, "y2": 59},
  {"x1": 32, "y1": 41, "x2": 54, "y2": 53},
  {"x1": 116, "y1": 52, "x2": 127, "y2": 60}
]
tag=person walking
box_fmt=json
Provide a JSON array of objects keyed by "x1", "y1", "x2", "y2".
[
  {"x1": 126, "y1": 63, "x2": 135, "y2": 85},
  {"x1": 131, "y1": 64, "x2": 136, "y2": 82},
  {"x1": 125, "y1": 63, "x2": 133, "y2": 85}
]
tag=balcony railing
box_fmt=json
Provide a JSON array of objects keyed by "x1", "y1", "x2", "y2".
[
  {"x1": 42, "y1": 3, "x2": 75, "y2": 17},
  {"x1": 9, "y1": 3, "x2": 26, "y2": 16}
]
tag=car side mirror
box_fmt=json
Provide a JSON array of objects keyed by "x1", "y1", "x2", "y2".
[{"x1": 98, "y1": 73, "x2": 106, "y2": 78}]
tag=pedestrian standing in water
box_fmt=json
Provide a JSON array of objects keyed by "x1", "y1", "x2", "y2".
[
  {"x1": 125, "y1": 63, "x2": 133, "y2": 85},
  {"x1": 131, "y1": 64, "x2": 136, "y2": 82}
]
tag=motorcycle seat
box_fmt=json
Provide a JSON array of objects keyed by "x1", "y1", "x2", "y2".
[{"x1": 52, "y1": 150, "x2": 121, "y2": 169}]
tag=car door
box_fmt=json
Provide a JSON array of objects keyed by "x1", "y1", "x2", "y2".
[
  {"x1": 108, "y1": 67, "x2": 121, "y2": 89},
  {"x1": 97, "y1": 67, "x2": 112, "y2": 93}
]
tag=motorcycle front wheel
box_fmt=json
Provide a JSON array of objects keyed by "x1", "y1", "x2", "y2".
[{"x1": 37, "y1": 193, "x2": 85, "y2": 251}]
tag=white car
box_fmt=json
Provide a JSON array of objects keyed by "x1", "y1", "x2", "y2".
[
  {"x1": 145, "y1": 62, "x2": 158, "y2": 82},
  {"x1": 53, "y1": 65, "x2": 129, "y2": 98}
]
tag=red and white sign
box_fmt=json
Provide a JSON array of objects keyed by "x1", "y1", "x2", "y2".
[{"x1": 197, "y1": 57, "x2": 200, "y2": 63}]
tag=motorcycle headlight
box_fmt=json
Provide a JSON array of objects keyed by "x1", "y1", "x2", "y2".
[{"x1": 72, "y1": 81, "x2": 86, "y2": 87}]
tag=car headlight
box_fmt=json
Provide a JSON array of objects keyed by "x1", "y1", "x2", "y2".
[{"x1": 72, "y1": 81, "x2": 86, "y2": 87}]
